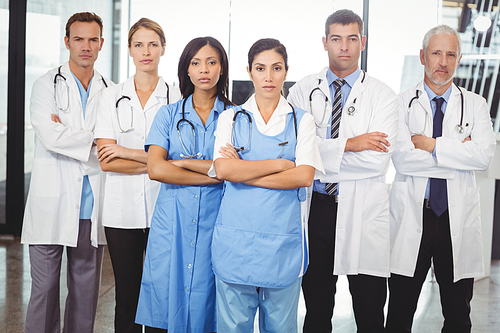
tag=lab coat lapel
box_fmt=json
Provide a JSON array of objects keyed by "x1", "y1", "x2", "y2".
[
  {"x1": 415, "y1": 80, "x2": 433, "y2": 118},
  {"x1": 88, "y1": 71, "x2": 106, "y2": 101},
  {"x1": 123, "y1": 77, "x2": 143, "y2": 113},
  {"x1": 317, "y1": 69, "x2": 330, "y2": 102},
  {"x1": 61, "y1": 62, "x2": 83, "y2": 112},
  {"x1": 443, "y1": 84, "x2": 462, "y2": 132},
  {"x1": 344, "y1": 71, "x2": 366, "y2": 109},
  {"x1": 147, "y1": 78, "x2": 167, "y2": 112}
]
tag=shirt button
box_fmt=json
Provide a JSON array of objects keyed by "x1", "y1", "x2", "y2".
[
  {"x1": 190, "y1": 241, "x2": 195, "y2": 246},
  {"x1": 194, "y1": 195, "x2": 198, "y2": 200},
  {"x1": 192, "y1": 219, "x2": 196, "y2": 224},
  {"x1": 199, "y1": 129, "x2": 204, "y2": 134},
  {"x1": 188, "y1": 264, "x2": 192, "y2": 269},
  {"x1": 185, "y1": 287, "x2": 189, "y2": 292}
]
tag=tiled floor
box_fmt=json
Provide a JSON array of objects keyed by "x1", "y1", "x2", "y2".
[{"x1": 1, "y1": 236, "x2": 499, "y2": 332}]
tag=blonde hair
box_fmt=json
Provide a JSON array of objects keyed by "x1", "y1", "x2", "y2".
[{"x1": 128, "y1": 18, "x2": 165, "y2": 47}]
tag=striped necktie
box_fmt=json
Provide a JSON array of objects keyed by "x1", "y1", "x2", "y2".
[{"x1": 325, "y1": 79, "x2": 346, "y2": 196}]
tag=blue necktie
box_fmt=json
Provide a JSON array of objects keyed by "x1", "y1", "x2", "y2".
[
  {"x1": 325, "y1": 79, "x2": 346, "y2": 196},
  {"x1": 429, "y1": 97, "x2": 448, "y2": 216}
]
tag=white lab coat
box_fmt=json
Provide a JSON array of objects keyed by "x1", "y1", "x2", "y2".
[
  {"x1": 288, "y1": 67, "x2": 398, "y2": 277},
  {"x1": 21, "y1": 62, "x2": 113, "y2": 248},
  {"x1": 390, "y1": 81, "x2": 496, "y2": 282},
  {"x1": 94, "y1": 76, "x2": 181, "y2": 229}
]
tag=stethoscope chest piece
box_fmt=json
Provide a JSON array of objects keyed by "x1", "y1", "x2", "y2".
[
  {"x1": 347, "y1": 105, "x2": 356, "y2": 116},
  {"x1": 456, "y1": 124, "x2": 464, "y2": 134}
]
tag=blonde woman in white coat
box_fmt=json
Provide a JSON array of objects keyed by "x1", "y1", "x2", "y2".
[{"x1": 94, "y1": 18, "x2": 180, "y2": 333}]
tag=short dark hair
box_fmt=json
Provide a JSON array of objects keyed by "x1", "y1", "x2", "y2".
[
  {"x1": 177, "y1": 37, "x2": 232, "y2": 106},
  {"x1": 65, "y1": 12, "x2": 103, "y2": 38},
  {"x1": 325, "y1": 9, "x2": 363, "y2": 37},
  {"x1": 248, "y1": 38, "x2": 288, "y2": 71}
]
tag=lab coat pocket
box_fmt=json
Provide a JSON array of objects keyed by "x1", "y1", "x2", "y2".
[
  {"x1": 389, "y1": 181, "x2": 408, "y2": 225},
  {"x1": 30, "y1": 158, "x2": 61, "y2": 197},
  {"x1": 462, "y1": 186, "x2": 480, "y2": 229},
  {"x1": 363, "y1": 180, "x2": 390, "y2": 224},
  {"x1": 359, "y1": 181, "x2": 390, "y2": 274},
  {"x1": 389, "y1": 181, "x2": 408, "y2": 249}
]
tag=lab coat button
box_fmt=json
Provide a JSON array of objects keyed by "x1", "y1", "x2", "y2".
[
  {"x1": 188, "y1": 264, "x2": 192, "y2": 269},
  {"x1": 141, "y1": 135, "x2": 145, "y2": 139},
  {"x1": 76, "y1": 205, "x2": 80, "y2": 209},
  {"x1": 417, "y1": 229, "x2": 421, "y2": 233},
  {"x1": 418, "y1": 202, "x2": 422, "y2": 206},
  {"x1": 140, "y1": 193, "x2": 143, "y2": 196},
  {"x1": 78, "y1": 178, "x2": 82, "y2": 182}
]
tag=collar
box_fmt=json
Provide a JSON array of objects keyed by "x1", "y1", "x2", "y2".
[
  {"x1": 242, "y1": 94, "x2": 292, "y2": 117},
  {"x1": 326, "y1": 67, "x2": 360, "y2": 89},
  {"x1": 423, "y1": 81, "x2": 453, "y2": 103},
  {"x1": 183, "y1": 94, "x2": 225, "y2": 115}
]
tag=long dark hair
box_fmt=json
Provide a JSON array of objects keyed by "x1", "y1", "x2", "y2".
[{"x1": 177, "y1": 36, "x2": 232, "y2": 106}]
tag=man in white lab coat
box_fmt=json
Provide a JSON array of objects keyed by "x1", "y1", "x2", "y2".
[
  {"x1": 21, "y1": 12, "x2": 111, "y2": 333},
  {"x1": 386, "y1": 25, "x2": 496, "y2": 333},
  {"x1": 288, "y1": 9, "x2": 398, "y2": 333}
]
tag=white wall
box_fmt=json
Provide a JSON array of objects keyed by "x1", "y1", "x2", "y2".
[{"x1": 122, "y1": 0, "x2": 440, "y2": 94}]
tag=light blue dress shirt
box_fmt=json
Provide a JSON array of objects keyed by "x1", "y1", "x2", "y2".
[
  {"x1": 71, "y1": 71, "x2": 94, "y2": 219},
  {"x1": 313, "y1": 68, "x2": 361, "y2": 194},
  {"x1": 423, "y1": 82, "x2": 452, "y2": 200}
]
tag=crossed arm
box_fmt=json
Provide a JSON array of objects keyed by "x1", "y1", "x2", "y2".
[
  {"x1": 147, "y1": 145, "x2": 221, "y2": 185},
  {"x1": 214, "y1": 143, "x2": 314, "y2": 190}
]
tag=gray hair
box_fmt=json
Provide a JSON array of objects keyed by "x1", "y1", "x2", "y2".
[{"x1": 422, "y1": 25, "x2": 462, "y2": 56}]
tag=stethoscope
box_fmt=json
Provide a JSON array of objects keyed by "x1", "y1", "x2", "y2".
[
  {"x1": 308, "y1": 70, "x2": 366, "y2": 127},
  {"x1": 407, "y1": 83, "x2": 466, "y2": 135},
  {"x1": 230, "y1": 102, "x2": 298, "y2": 155},
  {"x1": 177, "y1": 98, "x2": 227, "y2": 158},
  {"x1": 116, "y1": 82, "x2": 171, "y2": 133},
  {"x1": 53, "y1": 65, "x2": 108, "y2": 112}
]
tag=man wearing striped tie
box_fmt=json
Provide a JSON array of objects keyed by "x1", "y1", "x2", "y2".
[
  {"x1": 386, "y1": 25, "x2": 496, "y2": 333},
  {"x1": 288, "y1": 9, "x2": 398, "y2": 333}
]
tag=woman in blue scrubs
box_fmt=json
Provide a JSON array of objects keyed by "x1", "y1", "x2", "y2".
[
  {"x1": 211, "y1": 38, "x2": 324, "y2": 332},
  {"x1": 135, "y1": 36, "x2": 232, "y2": 332}
]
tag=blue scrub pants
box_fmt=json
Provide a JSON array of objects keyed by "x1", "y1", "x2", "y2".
[{"x1": 216, "y1": 277, "x2": 301, "y2": 333}]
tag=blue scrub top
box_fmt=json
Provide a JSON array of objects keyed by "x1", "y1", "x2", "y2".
[
  {"x1": 71, "y1": 71, "x2": 94, "y2": 219},
  {"x1": 136, "y1": 95, "x2": 225, "y2": 332}
]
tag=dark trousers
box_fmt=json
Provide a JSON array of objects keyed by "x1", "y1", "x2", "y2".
[
  {"x1": 105, "y1": 227, "x2": 166, "y2": 333},
  {"x1": 302, "y1": 192, "x2": 387, "y2": 333},
  {"x1": 386, "y1": 205, "x2": 474, "y2": 333}
]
